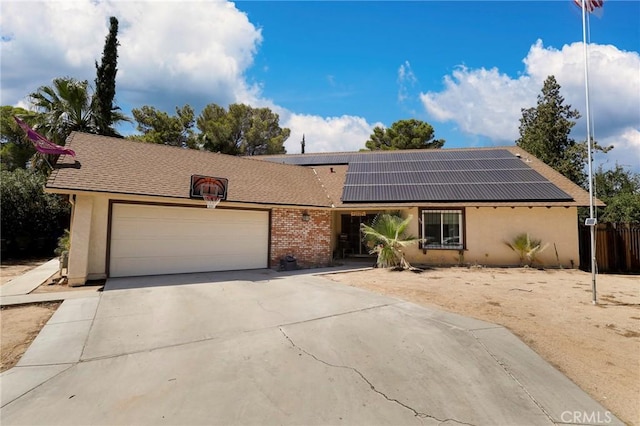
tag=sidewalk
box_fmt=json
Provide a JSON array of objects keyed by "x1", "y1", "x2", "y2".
[{"x1": 0, "y1": 259, "x2": 100, "y2": 306}]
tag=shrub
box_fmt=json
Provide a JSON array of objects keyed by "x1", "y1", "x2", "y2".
[
  {"x1": 54, "y1": 229, "x2": 70, "y2": 256},
  {"x1": 0, "y1": 169, "x2": 70, "y2": 257}
]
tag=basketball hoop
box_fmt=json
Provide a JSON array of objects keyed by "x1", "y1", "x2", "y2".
[
  {"x1": 203, "y1": 194, "x2": 222, "y2": 209},
  {"x1": 190, "y1": 175, "x2": 228, "y2": 208}
]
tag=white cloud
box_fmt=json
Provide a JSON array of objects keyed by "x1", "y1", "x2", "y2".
[
  {"x1": 595, "y1": 127, "x2": 640, "y2": 170},
  {"x1": 524, "y1": 40, "x2": 640, "y2": 139},
  {"x1": 282, "y1": 114, "x2": 378, "y2": 154},
  {"x1": 421, "y1": 66, "x2": 535, "y2": 140},
  {"x1": 0, "y1": 0, "x2": 262, "y2": 112},
  {"x1": 1, "y1": 1, "x2": 106, "y2": 104},
  {"x1": 420, "y1": 40, "x2": 640, "y2": 152},
  {"x1": 0, "y1": 0, "x2": 378, "y2": 155},
  {"x1": 397, "y1": 60, "x2": 417, "y2": 103},
  {"x1": 116, "y1": 1, "x2": 262, "y2": 109}
]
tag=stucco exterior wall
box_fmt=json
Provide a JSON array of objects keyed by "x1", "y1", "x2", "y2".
[
  {"x1": 87, "y1": 195, "x2": 110, "y2": 280},
  {"x1": 66, "y1": 193, "x2": 579, "y2": 285},
  {"x1": 67, "y1": 195, "x2": 93, "y2": 286},
  {"x1": 67, "y1": 194, "x2": 110, "y2": 285},
  {"x1": 270, "y1": 208, "x2": 333, "y2": 268},
  {"x1": 403, "y1": 206, "x2": 580, "y2": 268}
]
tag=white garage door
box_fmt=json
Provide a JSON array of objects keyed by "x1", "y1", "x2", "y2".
[{"x1": 110, "y1": 204, "x2": 269, "y2": 277}]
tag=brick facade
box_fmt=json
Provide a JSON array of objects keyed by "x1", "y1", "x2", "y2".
[{"x1": 270, "y1": 208, "x2": 333, "y2": 268}]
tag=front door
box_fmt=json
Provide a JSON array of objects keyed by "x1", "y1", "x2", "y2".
[{"x1": 340, "y1": 213, "x2": 378, "y2": 257}]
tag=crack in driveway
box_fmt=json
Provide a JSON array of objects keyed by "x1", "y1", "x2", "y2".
[
  {"x1": 279, "y1": 328, "x2": 475, "y2": 426},
  {"x1": 470, "y1": 331, "x2": 555, "y2": 425}
]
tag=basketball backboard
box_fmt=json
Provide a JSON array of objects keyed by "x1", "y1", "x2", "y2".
[{"x1": 190, "y1": 175, "x2": 228, "y2": 200}]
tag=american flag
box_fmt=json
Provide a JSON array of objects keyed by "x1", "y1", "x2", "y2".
[{"x1": 573, "y1": 0, "x2": 604, "y2": 13}]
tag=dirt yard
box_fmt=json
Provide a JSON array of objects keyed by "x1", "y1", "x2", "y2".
[
  {"x1": 326, "y1": 267, "x2": 640, "y2": 426},
  {"x1": 0, "y1": 257, "x2": 51, "y2": 285},
  {"x1": 1, "y1": 302, "x2": 60, "y2": 372},
  {"x1": 1, "y1": 259, "x2": 104, "y2": 372},
  {"x1": 1, "y1": 258, "x2": 80, "y2": 373}
]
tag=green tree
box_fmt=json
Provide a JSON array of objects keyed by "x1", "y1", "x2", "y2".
[
  {"x1": 365, "y1": 119, "x2": 444, "y2": 151},
  {"x1": 0, "y1": 168, "x2": 70, "y2": 257},
  {"x1": 594, "y1": 165, "x2": 640, "y2": 223},
  {"x1": 130, "y1": 105, "x2": 197, "y2": 148},
  {"x1": 93, "y1": 16, "x2": 123, "y2": 136},
  {"x1": 197, "y1": 103, "x2": 289, "y2": 155},
  {"x1": 516, "y1": 75, "x2": 611, "y2": 187},
  {"x1": 0, "y1": 106, "x2": 36, "y2": 170},
  {"x1": 197, "y1": 103, "x2": 243, "y2": 155},
  {"x1": 360, "y1": 213, "x2": 420, "y2": 269},
  {"x1": 244, "y1": 107, "x2": 290, "y2": 155},
  {"x1": 29, "y1": 77, "x2": 97, "y2": 145}
]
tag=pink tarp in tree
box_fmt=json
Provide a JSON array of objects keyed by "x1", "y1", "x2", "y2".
[{"x1": 13, "y1": 116, "x2": 76, "y2": 157}]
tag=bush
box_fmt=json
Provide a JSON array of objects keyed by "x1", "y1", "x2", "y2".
[
  {"x1": 54, "y1": 229, "x2": 70, "y2": 256},
  {"x1": 0, "y1": 169, "x2": 70, "y2": 258}
]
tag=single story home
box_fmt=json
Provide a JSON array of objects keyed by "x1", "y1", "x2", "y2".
[{"x1": 46, "y1": 132, "x2": 596, "y2": 285}]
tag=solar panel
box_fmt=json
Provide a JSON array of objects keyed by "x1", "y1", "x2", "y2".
[
  {"x1": 265, "y1": 154, "x2": 352, "y2": 166},
  {"x1": 342, "y1": 183, "x2": 572, "y2": 202},
  {"x1": 348, "y1": 158, "x2": 527, "y2": 173},
  {"x1": 263, "y1": 149, "x2": 574, "y2": 202},
  {"x1": 346, "y1": 169, "x2": 548, "y2": 185},
  {"x1": 264, "y1": 149, "x2": 514, "y2": 165}
]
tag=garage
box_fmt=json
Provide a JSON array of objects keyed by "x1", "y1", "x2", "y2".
[{"x1": 110, "y1": 203, "x2": 269, "y2": 277}]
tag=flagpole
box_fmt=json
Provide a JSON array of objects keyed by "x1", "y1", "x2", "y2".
[{"x1": 581, "y1": 0, "x2": 597, "y2": 304}]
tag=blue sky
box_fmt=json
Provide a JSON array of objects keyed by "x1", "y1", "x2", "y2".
[{"x1": 1, "y1": 1, "x2": 639, "y2": 169}]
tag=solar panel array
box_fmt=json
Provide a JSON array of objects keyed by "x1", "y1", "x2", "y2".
[
  {"x1": 264, "y1": 149, "x2": 573, "y2": 203},
  {"x1": 265, "y1": 149, "x2": 516, "y2": 165},
  {"x1": 266, "y1": 153, "x2": 352, "y2": 166}
]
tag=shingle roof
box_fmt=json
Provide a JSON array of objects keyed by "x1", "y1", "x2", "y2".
[
  {"x1": 262, "y1": 147, "x2": 600, "y2": 207},
  {"x1": 47, "y1": 132, "x2": 333, "y2": 207},
  {"x1": 48, "y1": 134, "x2": 598, "y2": 208}
]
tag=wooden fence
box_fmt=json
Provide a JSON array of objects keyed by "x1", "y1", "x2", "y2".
[{"x1": 579, "y1": 223, "x2": 640, "y2": 273}]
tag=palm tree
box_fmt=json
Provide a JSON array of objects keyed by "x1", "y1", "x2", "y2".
[
  {"x1": 29, "y1": 77, "x2": 131, "y2": 144},
  {"x1": 360, "y1": 213, "x2": 421, "y2": 269},
  {"x1": 29, "y1": 77, "x2": 97, "y2": 145},
  {"x1": 505, "y1": 233, "x2": 548, "y2": 267}
]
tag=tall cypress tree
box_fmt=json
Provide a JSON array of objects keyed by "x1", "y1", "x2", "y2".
[{"x1": 94, "y1": 16, "x2": 120, "y2": 136}]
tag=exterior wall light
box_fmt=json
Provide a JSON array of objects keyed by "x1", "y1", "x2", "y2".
[{"x1": 302, "y1": 211, "x2": 311, "y2": 221}]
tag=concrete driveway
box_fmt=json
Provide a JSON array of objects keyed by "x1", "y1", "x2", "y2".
[{"x1": 1, "y1": 268, "x2": 620, "y2": 425}]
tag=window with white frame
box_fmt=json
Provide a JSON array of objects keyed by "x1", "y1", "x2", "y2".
[{"x1": 421, "y1": 209, "x2": 464, "y2": 249}]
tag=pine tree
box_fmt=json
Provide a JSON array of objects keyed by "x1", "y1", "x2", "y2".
[
  {"x1": 365, "y1": 119, "x2": 444, "y2": 151},
  {"x1": 516, "y1": 76, "x2": 586, "y2": 186}
]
